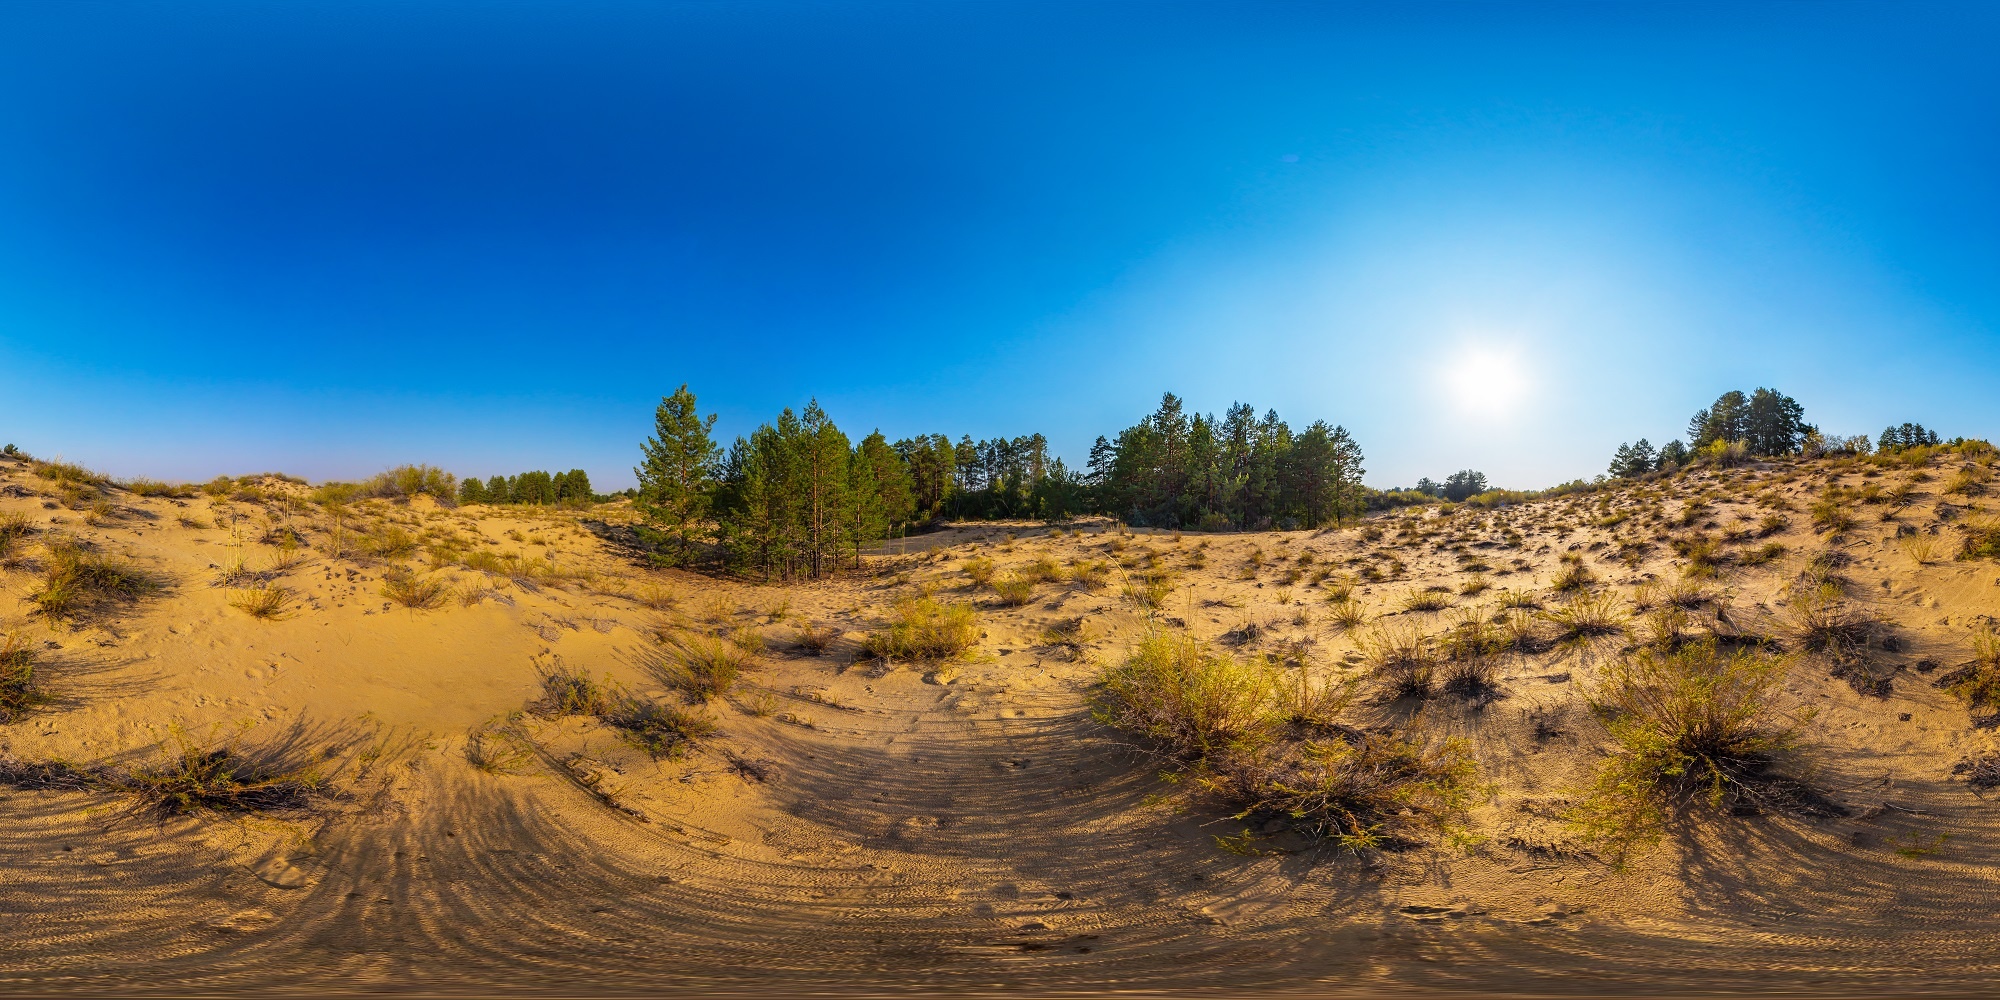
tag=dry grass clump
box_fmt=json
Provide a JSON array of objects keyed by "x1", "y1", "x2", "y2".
[
  {"x1": 1458, "y1": 574, "x2": 1492, "y2": 596},
  {"x1": 656, "y1": 635, "x2": 751, "y2": 702},
  {"x1": 0, "y1": 631, "x2": 55, "y2": 723},
  {"x1": 634, "y1": 580, "x2": 680, "y2": 610},
  {"x1": 30, "y1": 538, "x2": 158, "y2": 619},
  {"x1": 535, "y1": 655, "x2": 611, "y2": 716},
  {"x1": 1572, "y1": 641, "x2": 1821, "y2": 845},
  {"x1": 1958, "y1": 518, "x2": 2000, "y2": 561},
  {"x1": 962, "y1": 556, "x2": 996, "y2": 587},
  {"x1": 1399, "y1": 588, "x2": 1454, "y2": 613},
  {"x1": 992, "y1": 576, "x2": 1035, "y2": 606},
  {"x1": 1069, "y1": 559, "x2": 1111, "y2": 590},
  {"x1": 1898, "y1": 531, "x2": 1942, "y2": 565},
  {"x1": 358, "y1": 524, "x2": 419, "y2": 560},
  {"x1": 124, "y1": 725, "x2": 339, "y2": 816},
  {"x1": 381, "y1": 570, "x2": 449, "y2": 610},
  {"x1": 229, "y1": 583, "x2": 297, "y2": 620},
  {"x1": 792, "y1": 622, "x2": 838, "y2": 654},
  {"x1": 1782, "y1": 581, "x2": 1879, "y2": 659},
  {"x1": 1809, "y1": 496, "x2": 1855, "y2": 535},
  {"x1": 1935, "y1": 628, "x2": 2000, "y2": 713},
  {"x1": 1121, "y1": 569, "x2": 1175, "y2": 611},
  {"x1": 860, "y1": 597, "x2": 979, "y2": 661},
  {"x1": 1093, "y1": 632, "x2": 1476, "y2": 850},
  {"x1": 602, "y1": 693, "x2": 716, "y2": 759},
  {"x1": 1540, "y1": 591, "x2": 1627, "y2": 644},
  {"x1": 1549, "y1": 559, "x2": 1596, "y2": 592},
  {"x1": 0, "y1": 511, "x2": 32, "y2": 566},
  {"x1": 1020, "y1": 556, "x2": 1065, "y2": 584},
  {"x1": 1325, "y1": 598, "x2": 1368, "y2": 631},
  {"x1": 1363, "y1": 624, "x2": 1439, "y2": 699},
  {"x1": 31, "y1": 459, "x2": 107, "y2": 488},
  {"x1": 122, "y1": 477, "x2": 193, "y2": 498}
]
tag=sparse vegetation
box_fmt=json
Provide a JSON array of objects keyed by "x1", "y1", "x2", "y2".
[
  {"x1": 0, "y1": 631, "x2": 54, "y2": 722},
  {"x1": 30, "y1": 537, "x2": 157, "y2": 619},
  {"x1": 382, "y1": 570, "x2": 450, "y2": 610},
  {"x1": 229, "y1": 583, "x2": 298, "y2": 620}
]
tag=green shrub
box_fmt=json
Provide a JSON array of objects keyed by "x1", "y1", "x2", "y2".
[
  {"x1": 0, "y1": 632, "x2": 54, "y2": 723},
  {"x1": 1571, "y1": 641, "x2": 1817, "y2": 846},
  {"x1": 860, "y1": 597, "x2": 979, "y2": 661}
]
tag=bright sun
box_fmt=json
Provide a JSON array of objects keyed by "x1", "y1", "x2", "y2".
[{"x1": 1440, "y1": 343, "x2": 1532, "y2": 418}]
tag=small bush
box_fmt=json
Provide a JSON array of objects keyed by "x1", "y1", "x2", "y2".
[
  {"x1": 602, "y1": 693, "x2": 716, "y2": 759},
  {"x1": 1093, "y1": 632, "x2": 1277, "y2": 758},
  {"x1": 382, "y1": 570, "x2": 449, "y2": 610},
  {"x1": 31, "y1": 459, "x2": 107, "y2": 488},
  {"x1": 1121, "y1": 570, "x2": 1175, "y2": 611},
  {"x1": 1783, "y1": 582, "x2": 1878, "y2": 659},
  {"x1": 657, "y1": 635, "x2": 750, "y2": 702},
  {"x1": 125, "y1": 724, "x2": 339, "y2": 816},
  {"x1": 0, "y1": 631, "x2": 54, "y2": 722},
  {"x1": 1550, "y1": 561, "x2": 1596, "y2": 592},
  {"x1": 1934, "y1": 628, "x2": 2000, "y2": 711},
  {"x1": 1070, "y1": 559, "x2": 1111, "y2": 590},
  {"x1": 1958, "y1": 519, "x2": 2000, "y2": 561},
  {"x1": 124, "y1": 478, "x2": 193, "y2": 498},
  {"x1": 1021, "y1": 556, "x2": 1065, "y2": 584},
  {"x1": 992, "y1": 576, "x2": 1035, "y2": 606},
  {"x1": 860, "y1": 597, "x2": 980, "y2": 661},
  {"x1": 1363, "y1": 624, "x2": 1439, "y2": 699},
  {"x1": 31, "y1": 538, "x2": 157, "y2": 619},
  {"x1": 534, "y1": 655, "x2": 610, "y2": 716},
  {"x1": 358, "y1": 524, "x2": 419, "y2": 560},
  {"x1": 229, "y1": 584, "x2": 297, "y2": 620},
  {"x1": 793, "y1": 622, "x2": 837, "y2": 654},
  {"x1": 1540, "y1": 591, "x2": 1627, "y2": 644},
  {"x1": 962, "y1": 556, "x2": 996, "y2": 587},
  {"x1": 1571, "y1": 641, "x2": 1818, "y2": 845},
  {"x1": 1399, "y1": 588, "x2": 1454, "y2": 613},
  {"x1": 1325, "y1": 599, "x2": 1368, "y2": 631},
  {"x1": 1810, "y1": 497, "x2": 1855, "y2": 535}
]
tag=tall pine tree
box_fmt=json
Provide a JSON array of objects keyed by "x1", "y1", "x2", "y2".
[{"x1": 635, "y1": 385, "x2": 722, "y2": 566}]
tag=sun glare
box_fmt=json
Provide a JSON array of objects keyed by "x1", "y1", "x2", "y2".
[{"x1": 1440, "y1": 343, "x2": 1532, "y2": 419}]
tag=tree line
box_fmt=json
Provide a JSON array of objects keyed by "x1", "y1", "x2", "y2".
[
  {"x1": 1605, "y1": 388, "x2": 1958, "y2": 478},
  {"x1": 633, "y1": 386, "x2": 1367, "y2": 579},
  {"x1": 457, "y1": 469, "x2": 596, "y2": 506}
]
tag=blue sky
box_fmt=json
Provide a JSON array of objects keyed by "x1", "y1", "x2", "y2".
[{"x1": 2, "y1": 1, "x2": 1996, "y2": 490}]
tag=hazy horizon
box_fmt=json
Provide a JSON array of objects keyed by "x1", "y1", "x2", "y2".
[{"x1": 4, "y1": 1, "x2": 1997, "y2": 490}]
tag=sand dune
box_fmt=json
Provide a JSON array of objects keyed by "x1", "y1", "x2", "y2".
[{"x1": 4, "y1": 449, "x2": 2000, "y2": 993}]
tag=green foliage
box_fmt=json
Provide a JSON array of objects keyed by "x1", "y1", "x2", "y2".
[
  {"x1": 634, "y1": 384, "x2": 722, "y2": 565},
  {"x1": 1095, "y1": 394, "x2": 1364, "y2": 530},
  {"x1": 1094, "y1": 632, "x2": 1475, "y2": 850},
  {"x1": 360, "y1": 464, "x2": 456, "y2": 501},
  {"x1": 1571, "y1": 642, "x2": 1816, "y2": 846},
  {"x1": 31, "y1": 537, "x2": 157, "y2": 619},
  {"x1": 859, "y1": 597, "x2": 980, "y2": 661},
  {"x1": 0, "y1": 631, "x2": 55, "y2": 723}
]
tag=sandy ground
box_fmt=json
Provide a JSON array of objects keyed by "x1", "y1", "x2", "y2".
[{"x1": 3, "y1": 450, "x2": 2000, "y2": 994}]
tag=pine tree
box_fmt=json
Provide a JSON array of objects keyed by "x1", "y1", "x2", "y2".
[
  {"x1": 634, "y1": 385, "x2": 721, "y2": 567},
  {"x1": 485, "y1": 475, "x2": 507, "y2": 503},
  {"x1": 458, "y1": 476, "x2": 487, "y2": 504},
  {"x1": 797, "y1": 401, "x2": 850, "y2": 579},
  {"x1": 847, "y1": 431, "x2": 913, "y2": 564}
]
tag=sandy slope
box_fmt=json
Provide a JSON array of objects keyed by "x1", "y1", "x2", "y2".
[{"x1": 3, "y1": 450, "x2": 2000, "y2": 994}]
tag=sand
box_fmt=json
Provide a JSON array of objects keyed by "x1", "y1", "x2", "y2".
[{"x1": 3, "y1": 450, "x2": 2000, "y2": 994}]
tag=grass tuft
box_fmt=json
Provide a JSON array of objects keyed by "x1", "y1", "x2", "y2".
[
  {"x1": 381, "y1": 569, "x2": 449, "y2": 610},
  {"x1": 229, "y1": 583, "x2": 297, "y2": 620},
  {"x1": 860, "y1": 597, "x2": 979, "y2": 661},
  {"x1": 0, "y1": 631, "x2": 55, "y2": 722}
]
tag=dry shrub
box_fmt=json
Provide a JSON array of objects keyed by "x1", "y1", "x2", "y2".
[
  {"x1": 792, "y1": 622, "x2": 838, "y2": 654},
  {"x1": 1020, "y1": 556, "x2": 1065, "y2": 584},
  {"x1": 602, "y1": 693, "x2": 716, "y2": 759},
  {"x1": 31, "y1": 537, "x2": 157, "y2": 619},
  {"x1": 1069, "y1": 559, "x2": 1111, "y2": 590},
  {"x1": 1572, "y1": 641, "x2": 1822, "y2": 845},
  {"x1": 229, "y1": 583, "x2": 297, "y2": 620},
  {"x1": 1325, "y1": 598, "x2": 1368, "y2": 631},
  {"x1": 1459, "y1": 574, "x2": 1492, "y2": 596},
  {"x1": 358, "y1": 524, "x2": 418, "y2": 559},
  {"x1": 962, "y1": 556, "x2": 996, "y2": 587},
  {"x1": 860, "y1": 597, "x2": 979, "y2": 661},
  {"x1": 1550, "y1": 560, "x2": 1596, "y2": 592},
  {"x1": 466, "y1": 717, "x2": 535, "y2": 774},
  {"x1": 1898, "y1": 532, "x2": 1941, "y2": 565},
  {"x1": 635, "y1": 580, "x2": 680, "y2": 610},
  {"x1": 1540, "y1": 591, "x2": 1627, "y2": 644},
  {"x1": 1363, "y1": 624, "x2": 1439, "y2": 699},
  {"x1": 1935, "y1": 628, "x2": 2000, "y2": 712},
  {"x1": 1783, "y1": 581, "x2": 1878, "y2": 659},
  {"x1": 1810, "y1": 496, "x2": 1855, "y2": 535},
  {"x1": 1958, "y1": 518, "x2": 2000, "y2": 561},
  {"x1": 992, "y1": 576, "x2": 1035, "y2": 606},
  {"x1": 382, "y1": 570, "x2": 449, "y2": 610},
  {"x1": 0, "y1": 631, "x2": 54, "y2": 722},
  {"x1": 1399, "y1": 588, "x2": 1454, "y2": 613},
  {"x1": 1093, "y1": 632, "x2": 1475, "y2": 851},
  {"x1": 1121, "y1": 570, "x2": 1174, "y2": 611},
  {"x1": 534, "y1": 655, "x2": 609, "y2": 716},
  {"x1": 1039, "y1": 617, "x2": 1089, "y2": 661},
  {"x1": 655, "y1": 636, "x2": 750, "y2": 702}
]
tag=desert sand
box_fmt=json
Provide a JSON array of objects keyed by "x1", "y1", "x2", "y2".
[{"x1": 4, "y1": 448, "x2": 2000, "y2": 995}]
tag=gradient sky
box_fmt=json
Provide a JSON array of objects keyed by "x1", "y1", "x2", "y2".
[{"x1": 3, "y1": 1, "x2": 1997, "y2": 490}]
